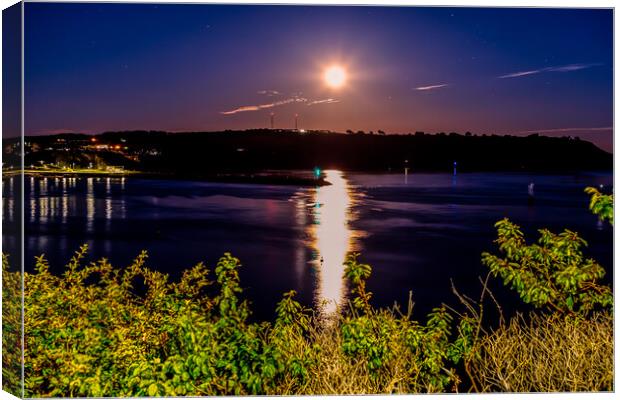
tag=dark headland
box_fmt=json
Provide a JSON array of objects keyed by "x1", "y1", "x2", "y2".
[{"x1": 4, "y1": 129, "x2": 612, "y2": 183}]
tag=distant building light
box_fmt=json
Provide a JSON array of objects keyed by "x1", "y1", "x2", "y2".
[{"x1": 299, "y1": 129, "x2": 306, "y2": 133}]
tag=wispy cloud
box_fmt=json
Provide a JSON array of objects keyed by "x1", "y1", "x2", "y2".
[
  {"x1": 307, "y1": 98, "x2": 340, "y2": 106},
  {"x1": 498, "y1": 70, "x2": 541, "y2": 79},
  {"x1": 220, "y1": 105, "x2": 262, "y2": 114},
  {"x1": 415, "y1": 83, "x2": 449, "y2": 91},
  {"x1": 222, "y1": 95, "x2": 340, "y2": 115},
  {"x1": 221, "y1": 97, "x2": 308, "y2": 115},
  {"x1": 498, "y1": 63, "x2": 601, "y2": 79},
  {"x1": 516, "y1": 126, "x2": 612, "y2": 134},
  {"x1": 546, "y1": 63, "x2": 600, "y2": 72},
  {"x1": 257, "y1": 89, "x2": 281, "y2": 96}
]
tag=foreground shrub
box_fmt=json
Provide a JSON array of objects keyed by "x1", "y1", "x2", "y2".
[
  {"x1": 338, "y1": 254, "x2": 458, "y2": 393},
  {"x1": 20, "y1": 250, "x2": 323, "y2": 397},
  {"x1": 481, "y1": 219, "x2": 612, "y2": 315},
  {"x1": 585, "y1": 186, "x2": 613, "y2": 225},
  {"x1": 4, "y1": 242, "x2": 613, "y2": 395},
  {"x1": 2, "y1": 254, "x2": 22, "y2": 396},
  {"x1": 11, "y1": 247, "x2": 466, "y2": 397}
]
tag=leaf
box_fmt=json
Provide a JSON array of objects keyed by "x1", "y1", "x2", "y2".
[{"x1": 147, "y1": 383, "x2": 159, "y2": 397}]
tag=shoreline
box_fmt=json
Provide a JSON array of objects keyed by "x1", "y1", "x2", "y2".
[
  {"x1": 2, "y1": 167, "x2": 612, "y2": 187},
  {"x1": 3, "y1": 168, "x2": 331, "y2": 187}
]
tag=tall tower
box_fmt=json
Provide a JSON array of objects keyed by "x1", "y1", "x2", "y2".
[
  {"x1": 270, "y1": 112, "x2": 275, "y2": 129},
  {"x1": 294, "y1": 113, "x2": 299, "y2": 131}
]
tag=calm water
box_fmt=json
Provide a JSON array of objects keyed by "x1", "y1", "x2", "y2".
[{"x1": 3, "y1": 171, "x2": 613, "y2": 320}]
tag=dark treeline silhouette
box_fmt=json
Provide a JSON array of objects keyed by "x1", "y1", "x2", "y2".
[{"x1": 9, "y1": 129, "x2": 612, "y2": 175}]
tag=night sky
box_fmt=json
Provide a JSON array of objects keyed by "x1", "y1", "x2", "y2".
[{"x1": 21, "y1": 3, "x2": 613, "y2": 151}]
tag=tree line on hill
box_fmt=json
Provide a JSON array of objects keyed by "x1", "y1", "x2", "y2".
[{"x1": 4, "y1": 129, "x2": 612, "y2": 174}]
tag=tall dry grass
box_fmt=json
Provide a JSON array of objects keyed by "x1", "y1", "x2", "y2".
[{"x1": 468, "y1": 311, "x2": 613, "y2": 392}]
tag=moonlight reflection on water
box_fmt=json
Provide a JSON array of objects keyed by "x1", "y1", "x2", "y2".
[{"x1": 306, "y1": 170, "x2": 362, "y2": 316}]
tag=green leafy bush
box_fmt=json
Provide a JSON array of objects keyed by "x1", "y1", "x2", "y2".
[
  {"x1": 10, "y1": 247, "x2": 469, "y2": 397},
  {"x1": 585, "y1": 187, "x2": 613, "y2": 225},
  {"x1": 341, "y1": 253, "x2": 459, "y2": 392},
  {"x1": 2, "y1": 254, "x2": 22, "y2": 397},
  {"x1": 15, "y1": 249, "x2": 315, "y2": 396},
  {"x1": 481, "y1": 219, "x2": 612, "y2": 315}
]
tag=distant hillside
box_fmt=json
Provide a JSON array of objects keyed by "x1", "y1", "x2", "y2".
[{"x1": 8, "y1": 129, "x2": 613, "y2": 174}]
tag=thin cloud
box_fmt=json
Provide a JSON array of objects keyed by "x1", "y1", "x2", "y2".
[
  {"x1": 222, "y1": 95, "x2": 341, "y2": 115},
  {"x1": 517, "y1": 126, "x2": 612, "y2": 134},
  {"x1": 415, "y1": 84, "x2": 449, "y2": 91},
  {"x1": 498, "y1": 63, "x2": 600, "y2": 79},
  {"x1": 221, "y1": 105, "x2": 261, "y2": 114},
  {"x1": 546, "y1": 63, "x2": 601, "y2": 72},
  {"x1": 307, "y1": 98, "x2": 340, "y2": 106},
  {"x1": 498, "y1": 70, "x2": 541, "y2": 79},
  {"x1": 221, "y1": 97, "x2": 308, "y2": 115},
  {"x1": 257, "y1": 90, "x2": 281, "y2": 96}
]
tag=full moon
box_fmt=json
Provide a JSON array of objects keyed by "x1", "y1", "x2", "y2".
[{"x1": 324, "y1": 65, "x2": 347, "y2": 88}]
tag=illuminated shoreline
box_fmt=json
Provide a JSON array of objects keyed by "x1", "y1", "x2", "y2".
[{"x1": 2, "y1": 168, "x2": 332, "y2": 187}]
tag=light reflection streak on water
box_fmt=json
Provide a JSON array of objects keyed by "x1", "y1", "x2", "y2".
[
  {"x1": 24, "y1": 176, "x2": 128, "y2": 228},
  {"x1": 61, "y1": 178, "x2": 68, "y2": 223},
  {"x1": 294, "y1": 197, "x2": 307, "y2": 288},
  {"x1": 308, "y1": 170, "x2": 357, "y2": 316},
  {"x1": 29, "y1": 177, "x2": 36, "y2": 223},
  {"x1": 39, "y1": 177, "x2": 48, "y2": 196},
  {"x1": 105, "y1": 178, "x2": 113, "y2": 225},
  {"x1": 62, "y1": 195, "x2": 68, "y2": 223},
  {"x1": 120, "y1": 177, "x2": 127, "y2": 218},
  {"x1": 86, "y1": 178, "x2": 94, "y2": 232},
  {"x1": 4, "y1": 177, "x2": 14, "y2": 221},
  {"x1": 39, "y1": 179, "x2": 51, "y2": 222},
  {"x1": 50, "y1": 197, "x2": 57, "y2": 219},
  {"x1": 7, "y1": 199, "x2": 13, "y2": 221}
]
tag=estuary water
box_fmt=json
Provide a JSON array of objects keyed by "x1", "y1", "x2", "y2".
[{"x1": 3, "y1": 171, "x2": 613, "y2": 319}]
